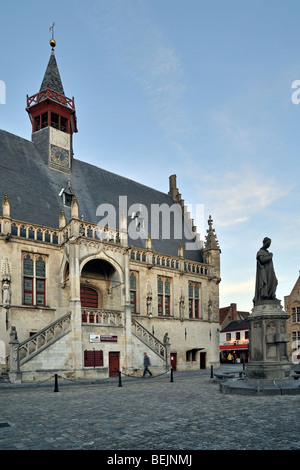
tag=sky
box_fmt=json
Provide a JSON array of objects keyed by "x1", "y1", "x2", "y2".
[{"x1": 1, "y1": 0, "x2": 300, "y2": 312}]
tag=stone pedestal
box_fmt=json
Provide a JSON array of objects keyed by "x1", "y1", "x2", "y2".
[{"x1": 246, "y1": 300, "x2": 292, "y2": 380}]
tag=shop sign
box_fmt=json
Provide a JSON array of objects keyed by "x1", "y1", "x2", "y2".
[
  {"x1": 100, "y1": 335, "x2": 118, "y2": 343},
  {"x1": 90, "y1": 335, "x2": 100, "y2": 343}
]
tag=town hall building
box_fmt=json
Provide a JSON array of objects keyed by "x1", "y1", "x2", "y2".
[{"x1": 0, "y1": 38, "x2": 221, "y2": 382}]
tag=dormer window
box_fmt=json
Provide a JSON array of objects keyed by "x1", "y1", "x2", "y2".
[
  {"x1": 63, "y1": 192, "x2": 73, "y2": 207},
  {"x1": 59, "y1": 178, "x2": 74, "y2": 207}
]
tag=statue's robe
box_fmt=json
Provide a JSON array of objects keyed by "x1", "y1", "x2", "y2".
[{"x1": 253, "y1": 248, "x2": 278, "y2": 302}]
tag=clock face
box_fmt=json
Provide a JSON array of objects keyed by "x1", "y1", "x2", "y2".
[{"x1": 50, "y1": 145, "x2": 70, "y2": 167}]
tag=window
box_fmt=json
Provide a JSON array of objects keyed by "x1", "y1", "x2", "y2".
[
  {"x1": 226, "y1": 333, "x2": 231, "y2": 342},
  {"x1": 186, "y1": 350, "x2": 197, "y2": 362},
  {"x1": 188, "y1": 282, "x2": 200, "y2": 318},
  {"x1": 236, "y1": 332, "x2": 241, "y2": 341},
  {"x1": 23, "y1": 254, "x2": 46, "y2": 306},
  {"x1": 130, "y1": 272, "x2": 137, "y2": 314},
  {"x1": 292, "y1": 307, "x2": 300, "y2": 322},
  {"x1": 60, "y1": 116, "x2": 68, "y2": 132},
  {"x1": 158, "y1": 277, "x2": 171, "y2": 316},
  {"x1": 51, "y1": 112, "x2": 59, "y2": 129},
  {"x1": 41, "y1": 112, "x2": 48, "y2": 129},
  {"x1": 34, "y1": 115, "x2": 40, "y2": 131},
  {"x1": 84, "y1": 350, "x2": 103, "y2": 367},
  {"x1": 292, "y1": 331, "x2": 300, "y2": 350}
]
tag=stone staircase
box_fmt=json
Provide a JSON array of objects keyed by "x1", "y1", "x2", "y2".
[
  {"x1": 131, "y1": 318, "x2": 167, "y2": 361},
  {"x1": 18, "y1": 312, "x2": 72, "y2": 365}
]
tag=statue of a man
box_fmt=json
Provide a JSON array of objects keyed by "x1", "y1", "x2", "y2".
[{"x1": 253, "y1": 237, "x2": 278, "y2": 304}]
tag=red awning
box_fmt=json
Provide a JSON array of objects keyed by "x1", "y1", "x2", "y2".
[{"x1": 220, "y1": 344, "x2": 249, "y2": 350}]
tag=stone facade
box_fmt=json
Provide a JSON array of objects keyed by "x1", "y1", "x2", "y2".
[
  {"x1": 0, "y1": 196, "x2": 221, "y2": 381},
  {"x1": 0, "y1": 42, "x2": 221, "y2": 382}
]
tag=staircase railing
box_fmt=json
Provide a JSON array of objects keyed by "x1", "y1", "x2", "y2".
[
  {"x1": 132, "y1": 318, "x2": 166, "y2": 360},
  {"x1": 18, "y1": 312, "x2": 72, "y2": 365}
]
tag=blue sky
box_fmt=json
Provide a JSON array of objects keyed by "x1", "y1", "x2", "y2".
[{"x1": 1, "y1": 0, "x2": 300, "y2": 312}]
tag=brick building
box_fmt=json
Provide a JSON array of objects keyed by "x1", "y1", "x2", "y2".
[{"x1": 284, "y1": 273, "x2": 300, "y2": 363}]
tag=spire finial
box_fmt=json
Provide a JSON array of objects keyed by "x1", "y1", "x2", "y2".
[{"x1": 49, "y1": 22, "x2": 56, "y2": 49}]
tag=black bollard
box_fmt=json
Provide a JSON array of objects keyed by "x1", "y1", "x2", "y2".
[
  {"x1": 170, "y1": 367, "x2": 174, "y2": 382},
  {"x1": 118, "y1": 371, "x2": 122, "y2": 387},
  {"x1": 54, "y1": 373, "x2": 59, "y2": 392},
  {"x1": 210, "y1": 365, "x2": 214, "y2": 378}
]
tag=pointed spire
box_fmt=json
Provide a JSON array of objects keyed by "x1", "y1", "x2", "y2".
[
  {"x1": 39, "y1": 48, "x2": 65, "y2": 95},
  {"x1": 204, "y1": 215, "x2": 220, "y2": 250}
]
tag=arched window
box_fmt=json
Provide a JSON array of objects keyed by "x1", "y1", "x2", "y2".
[
  {"x1": 130, "y1": 272, "x2": 137, "y2": 314},
  {"x1": 80, "y1": 286, "x2": 98, "y2": 308},
  {"x1": 23, "y1": 254, "x2": 46, "y2": 306},
  {"x1": 188, "y1": 282, "x2": 200, "y2": 319},
  {"x1": 157, "y1": 277, "x2": 171, "y2": 316}
]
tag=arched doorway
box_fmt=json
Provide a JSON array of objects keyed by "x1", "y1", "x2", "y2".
[{"x1": 80, "y1": 257, "x2": 123, "y2": 324}]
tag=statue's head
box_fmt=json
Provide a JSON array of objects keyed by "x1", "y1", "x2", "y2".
[{"x1": 263, "y1": 237, "x2": 271, "y2": 248}]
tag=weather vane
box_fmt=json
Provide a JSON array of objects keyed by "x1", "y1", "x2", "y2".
[{"x1": 49, "y1": 22, "x2": 56, "y2": 49}]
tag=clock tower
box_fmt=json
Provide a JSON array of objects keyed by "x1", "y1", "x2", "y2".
[{"x1": 26, "y1": 37, "x2": 77, "y2": 173}]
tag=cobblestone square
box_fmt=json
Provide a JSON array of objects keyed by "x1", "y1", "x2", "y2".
[{"x1": 0, "y1": 366, "x2": 299, "y2": 453}]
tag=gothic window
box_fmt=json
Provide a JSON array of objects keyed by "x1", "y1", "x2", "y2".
[
  {"x1": 188, "y1": 282, "x2": 200, "y2": 319},
  {"x1": 130, "y1": 272, "x2": 137, "y2": 314},
  {"x1": 23, "y1": 254, "x2": 46, "y2": 306},
  {"x1": 158, "y1": 277, "x2": 171, "y2": 316}
]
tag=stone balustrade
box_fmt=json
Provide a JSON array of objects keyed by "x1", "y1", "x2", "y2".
[
  {"x1": 18, "y1": 312, "x2": 71, "y2": 365},
  {"x1": 132, "y1": 318, "x2": 166, "y2": 358},
  {"x1": 82, "y1": 308, "x2": 123, "y2": 326}
]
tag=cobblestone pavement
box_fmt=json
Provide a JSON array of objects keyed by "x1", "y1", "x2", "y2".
[{"x1": 0, "y1": 365, "x2": 299, "y2": 452}]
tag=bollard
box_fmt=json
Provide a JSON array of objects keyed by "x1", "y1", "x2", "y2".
[
  {"x1": 118, "y1": 371, "x2": 122, "y2": 387},
  {"x1": 170, "y1": 367, "x2": 174, "y2": 382},
  {"x1": 210, "y1": 365, "x2": 214, "y2": 378},
  {"x1": 54, "y1": 373, "x2": 59, "y2": 392}
]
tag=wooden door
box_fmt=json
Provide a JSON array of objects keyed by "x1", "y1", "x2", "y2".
[
  {"x1": 80, "y1": 286, "x2": 98, "y2": 307},
  {"x1": 109, "y1": 351, "x2": 120, "y2": 377},
  {"x1": 170, "y1": 352, "x2": 177, "y2": 371},
  {"x1": 200, "y1": 352, "x2": 206, "y2": 369}
]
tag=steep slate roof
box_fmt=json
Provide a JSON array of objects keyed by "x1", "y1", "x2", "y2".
[
  {"x1": 0, "y1": 47, "x2": 205, "y2": 262},
  {"x1": 221, "y1": 319, "x2": 250, "y2": 332},
  {"x1": 0, "y1": 129, "x2": 203, "y2": 262},
  {"x1": 39, "y1": 50, "x2": 65, "y2": 95}
]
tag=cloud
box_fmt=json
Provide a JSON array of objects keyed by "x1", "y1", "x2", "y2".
[
  {"x1": 202, "y1": 165, "x2": 291, "y2": 227},
  {"x1": 220, "y1": 278, "x2": 254, "y2": 296}
]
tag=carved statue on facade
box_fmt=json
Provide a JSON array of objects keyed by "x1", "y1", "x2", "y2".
[
  {"x1": 179, "y1": 296, "x2": 185, "y2": 321},
  {"x1": 2, "y1": 280, "x2": 11, "y2": 308}
]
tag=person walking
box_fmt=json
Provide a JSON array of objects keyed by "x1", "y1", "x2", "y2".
[{"x1": 143, "y1": 352, "x2": 152, "y2": 377}]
